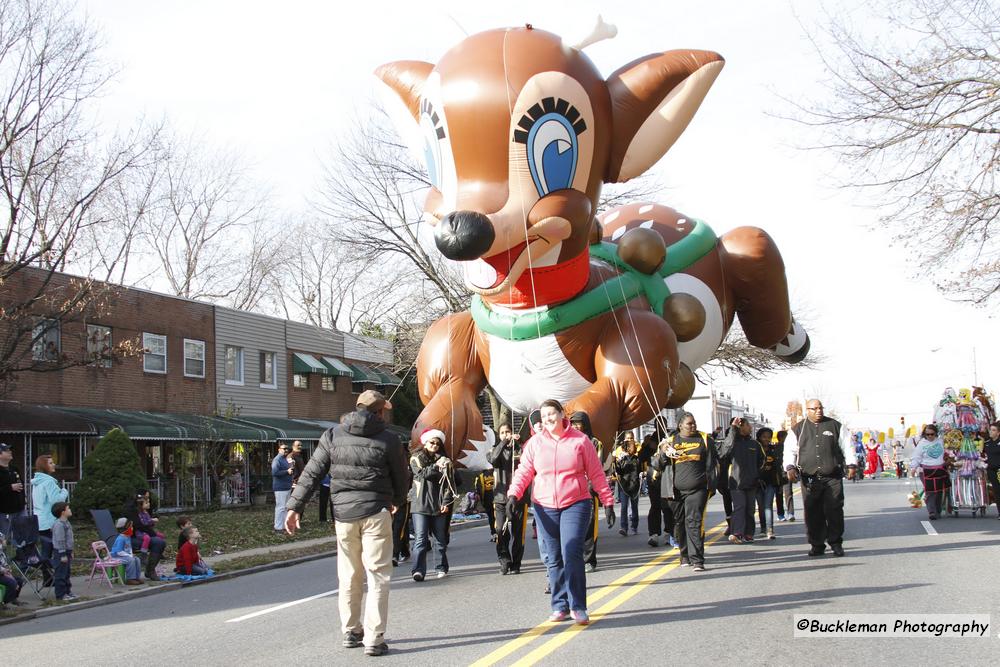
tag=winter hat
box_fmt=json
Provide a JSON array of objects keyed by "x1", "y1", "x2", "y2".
[
  {"x1": 420, "y1": 428, "x2": 446, "y2": 445},
  {"x1": 116, "y1": 517, "x2": 128, "y2": 529}
]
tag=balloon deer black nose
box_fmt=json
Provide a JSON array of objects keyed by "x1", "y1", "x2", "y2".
[{"x1": 435, "y1": 211, "x2": 496, "y2": 261}]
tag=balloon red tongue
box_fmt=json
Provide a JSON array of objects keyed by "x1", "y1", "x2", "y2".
[{"x1": 467, "y1": 241, "x2": 529, "y2": 289}]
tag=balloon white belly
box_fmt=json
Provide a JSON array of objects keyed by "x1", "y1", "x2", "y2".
[{"x1": 485, "y1": 333, "x2": 592, "y2": 415}]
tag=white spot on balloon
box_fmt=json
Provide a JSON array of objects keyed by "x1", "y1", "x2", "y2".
[
  {"x1": 638, "y1": 204, "x2": 654, "y2": 214},
  {"x1": 639, "y1": 220, "x2": 655, "y2": 229},
  {"x1": 611, "y1": 226, "x2": 627, "y2": 241}
]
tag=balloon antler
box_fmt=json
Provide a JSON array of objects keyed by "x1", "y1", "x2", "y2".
[{"x1": 571, "y1": 15, "x2": 618, "y2": 51}]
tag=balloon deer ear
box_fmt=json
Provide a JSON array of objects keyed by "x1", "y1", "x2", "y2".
[
  {"x1": 605, "y1": 50, "x2": 725, "y2": 183},
  {"x1": 374, "y1": 60, "x2": 434, "y2": 122}
]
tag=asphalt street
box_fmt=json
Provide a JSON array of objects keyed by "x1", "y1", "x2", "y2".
[{"x1": 3, "y1": 477, "x2": 998, "y2": 665}]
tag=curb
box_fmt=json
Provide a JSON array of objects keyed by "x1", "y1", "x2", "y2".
[{"x1": 0, "y1": 518, "x2": 487, "y2": 627}]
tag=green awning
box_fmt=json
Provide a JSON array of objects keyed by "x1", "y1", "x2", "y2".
[
  {"x1": 370, "y1": 367, "x2": 403, "y2": 386},
  {"x1": 346, "y1": 362, "x2": 380, "y2": 384},
  {"x1": 51, "y1": 407, "x2": 277, "y2": 441},
  {"x1": 320, "y1": 356, "x2": 354, "y2": 377},
  {"x1": 292, "y1": 352, "x2": 328, "y2": 375},
  {"x1": 233, "y1": 416, "x2": 329, "y2": 441}
]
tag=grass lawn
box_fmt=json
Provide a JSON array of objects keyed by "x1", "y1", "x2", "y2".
[{"x1": 69, "y1": 501, "x2": 333, "y2": 576}]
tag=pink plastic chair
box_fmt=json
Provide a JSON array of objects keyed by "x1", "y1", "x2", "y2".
[{"x1": 87, "y1": 540, "x2": 125, "y2": 590}]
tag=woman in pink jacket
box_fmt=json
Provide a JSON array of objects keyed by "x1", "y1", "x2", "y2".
[{"x1": 507, "y1": 399, "x2": 616, "y2": 625}]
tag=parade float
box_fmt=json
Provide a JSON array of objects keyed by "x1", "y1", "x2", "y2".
[
  {"x1": 376, "y1": 22, "x2": 810, "y2": 466},
  {"x1": 932, "y1": 387, "x2": 995, "y2": 517}
]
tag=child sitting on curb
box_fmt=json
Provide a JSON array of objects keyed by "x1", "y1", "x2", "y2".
[
  {"x1": 110, "y1": 518, "x2": 145, "y2": 585},
  {"x1": 175, "y1": 526, "x2": 210, "y2": 575}
]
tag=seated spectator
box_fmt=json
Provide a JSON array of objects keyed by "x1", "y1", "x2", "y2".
[
  {"x1": 175, "y1": 526, "x2": 209, "y2": 575},
  {"x1": 109, "y1": 518, "x2": 144, "y2": 585},
  {"x1": 175, "y1": 516, "x2": 193, "y2": 549},
  {"x1": 124, "y1": 490, "x2": 166, "y2": 581},
  {"x1": 0, "y1": 533, "x2": 23, "y2": 605}
]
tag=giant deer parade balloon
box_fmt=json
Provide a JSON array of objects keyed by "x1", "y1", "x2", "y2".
[{"x1": 376, "y1": 24, "x2": 810, "y2": 468}]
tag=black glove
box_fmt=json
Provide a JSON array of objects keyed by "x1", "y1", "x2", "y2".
[
  {"x1": 506, "y1": 494, "x2": 522, "y2": 518},
  {"x1": 605, "y1": 505, "x2": 616, "y2": 528}
]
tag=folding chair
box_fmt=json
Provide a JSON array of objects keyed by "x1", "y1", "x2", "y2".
[
  {"x1": 7, "y1": 514, "x2": 52, "y2": 600},
  {"x1": 87, "y1": 541, "x2": 125, "y2": 590},
  {"x1": 89, "y1": 509, "x2": 119, "y2": 548}
]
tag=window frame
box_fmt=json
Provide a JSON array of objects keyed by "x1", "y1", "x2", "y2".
[
  {"x1": 142, "y1": 332, "x2": 167, "y2": 374},
  {"x1": 321, "y1": 375, "x2": 335, "y2": 392},
  {"x1": 292, "y1": 373, "x2": 309, "y2": 390},
  {"x1": 224, "y1": 345, "x2": 244, "y2": 386},
  {"x1": 259, "y1": 351, "x2": 276, "y2": 389},
  {"x1": 32, "y1": 319, "x2": 61, "y2": 362},
  {"x1": 183, "y1": 338, "x2": 206, "y2": 379},
  {"x1": 86, "y1": 323, "x2": 113, "y2": 368}
]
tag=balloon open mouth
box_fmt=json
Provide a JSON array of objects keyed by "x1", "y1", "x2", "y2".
[{"x1": 464, "y1": 241, "x2": 529, "y2": 291}]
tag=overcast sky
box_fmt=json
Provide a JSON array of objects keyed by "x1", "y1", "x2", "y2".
[{"x1": 79, "y1": 0, "x2": 998, "y2": 430}]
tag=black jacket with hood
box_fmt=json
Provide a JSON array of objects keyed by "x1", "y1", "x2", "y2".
[
  {"x1": 408, "y1": 449, "x2": 456, "y2": 515},
  {"x1": 286, "y1": 408, "x2": 408, "y2": 522},
  {"x1": 716, "y1": 428, "x2": 765, "y2": 490},
  {"x1": 569, "y1": 411, "x2": 614, "y2": 477}
]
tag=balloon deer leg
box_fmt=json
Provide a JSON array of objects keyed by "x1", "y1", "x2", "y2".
[
  {"x1": 414, "y1": 312, "x2": 492, "y2": 467},
  {"x1": 720, "y1": 227, "x2": 810, "y2": 363},
  {"x1": 565, "y1": 309, "x2": 679, "y2": 450}
]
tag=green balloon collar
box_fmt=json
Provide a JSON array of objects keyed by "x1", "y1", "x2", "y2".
[{"x1": 471, "y1": 219, "x2": 717, "y2": 341}]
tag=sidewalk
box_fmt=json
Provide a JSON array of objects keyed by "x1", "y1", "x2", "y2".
[{"x1": 0, "y1": 517, "x2": 486, "y2": 625}]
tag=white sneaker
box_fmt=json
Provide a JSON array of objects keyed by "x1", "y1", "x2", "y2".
[{"x1": 436, "y1": 571, "x2": 447, "y2": 579}]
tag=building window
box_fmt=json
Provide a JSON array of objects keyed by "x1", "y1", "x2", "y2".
[
  {"x1": 259, "y1": 351, "x2": 276, "y2": 388},
  {"x1": 321, "y1": 376, "x2": 335, "y2": 392},
  {"x1": 32, "y1": 319, "x2": 61, "y2": 362},
  {"x1": 292, "y1": 373, "x2": 309, "y2": 389},
  {"x1": 184, "y1": 339, "x2": 206, "y2": 378},
  {"x1": 86, "y1": 324, "x2": 112, "y2": 368},
  {"x1": 225, "y1": 345, "x2": 244, "y2": 385},
  {"x1": 143, "y1": 332, "x2": 167, "y2": 373}
]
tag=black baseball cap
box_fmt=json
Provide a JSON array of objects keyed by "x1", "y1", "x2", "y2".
[{"x1": 0, "y1": 443, "x2": 11, "y2": 453}]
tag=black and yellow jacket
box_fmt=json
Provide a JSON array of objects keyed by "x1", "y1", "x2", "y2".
[{"x1": 650, "y1": 431, "x2": 718, "y2": 498}]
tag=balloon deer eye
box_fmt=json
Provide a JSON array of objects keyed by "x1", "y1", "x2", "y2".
[
  {"x1": 420, "y1": 99, "x2": 446, "y2": 190},
  {"x1": 514, "y1": 97, "x2": 586, "y2": 198}
]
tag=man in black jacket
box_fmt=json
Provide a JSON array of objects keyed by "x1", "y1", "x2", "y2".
[
  {"x1": 488, "y1": 422, "x2": 525, "y2": 574},
  {"x1": 285, "y1": 390, "x2": 408, "y2": 657},
  {"x1": 782, "y1": 399, "x2": 854, "y2": 557},
  {"x1": 0, "y1": 443, "x2": 27, "y2": 539},
  {"x1": 717, "y1": 418, "x2": 764, "y2": 544}
]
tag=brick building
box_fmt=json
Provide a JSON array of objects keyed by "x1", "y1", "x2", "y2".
[{"x1": 0, "y1": 267, "x2": 401, "y2": 509}]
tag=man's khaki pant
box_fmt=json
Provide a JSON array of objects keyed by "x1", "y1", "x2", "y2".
[{"x1": 335, "y1": 509, "x2": 393, "y2": 646}]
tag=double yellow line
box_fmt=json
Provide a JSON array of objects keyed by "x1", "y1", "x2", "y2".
[
  {"x1": 470, "y1": 521, "x2": 729, "y2": 667},
  {"x1": 474, "y1": 486, "x2": 802, "y2": 666}
]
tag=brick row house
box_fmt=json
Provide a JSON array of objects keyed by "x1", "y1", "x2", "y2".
[{"x1": 0, "y1": 267, "x2": 402, "y2": 509}]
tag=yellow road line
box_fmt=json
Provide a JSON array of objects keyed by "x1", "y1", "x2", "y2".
[
  {"x1": 472, "y1": 485, "x2": 800, "y2": 667},
  {"x1": 470, "y1": 521, "x2": 727, "y2": 667},
  {"x1": 511, "y1": 525, "x2": 730, "y2": 666}
]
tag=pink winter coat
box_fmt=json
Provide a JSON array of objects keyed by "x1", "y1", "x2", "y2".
[{"x1": 507, "y1": 420, "x2": 614, "y2": 509}]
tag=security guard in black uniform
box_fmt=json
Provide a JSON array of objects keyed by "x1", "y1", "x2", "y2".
[
  {"x1": 488, "y1": 422, "x2": 526, "y2": 574},
  {"x1": 783, "y1": 399, "x2": 856, "y2": 557}
]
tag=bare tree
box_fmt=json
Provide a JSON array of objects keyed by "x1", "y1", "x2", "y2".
[
  {"x1": 314, "y1": 107, "x2": 471, "y2": 317},
  {"x1": 699, "y1": 325, "x2": 823, "y2": 383},
  {"x1": 797, "y1": 0, "x2": 1000, "y2": 303},
  {"x1": 137, "y1": 132, "x2": 282, "y2": 310},
  {"x1": 0, "y1": 0, "x2": 155, "y2": 391}
]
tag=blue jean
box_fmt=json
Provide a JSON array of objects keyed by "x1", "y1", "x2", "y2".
[
  {"x1": 54, "y1": 550, "x2": 72, "y2": 598},
  {"x1": 618, "y1": 488, "x2": 639, "y2": 531},
  {"x1": 756, "y1": 484, "x2": 777, "y2": 532},
  {"x1": 534, "y1": 499, "x2": 591, "y2": 613},
  {"x1": 412, "y1": 513, "x2": 449, "y2": 575}
]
